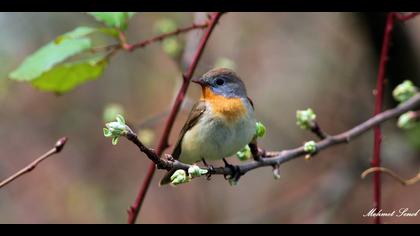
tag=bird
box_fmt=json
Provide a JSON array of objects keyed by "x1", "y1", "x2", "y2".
[{"x1": 160, "y1": 68, "x2": 257, "y2": 185}]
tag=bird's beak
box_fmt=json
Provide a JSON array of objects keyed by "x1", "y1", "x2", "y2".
[{"x1": 191, "y1": 77, "x2": 205, "y2": 86}]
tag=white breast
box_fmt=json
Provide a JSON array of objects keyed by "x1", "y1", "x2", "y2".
[{"x1": 179, "y1": 100, "x2": 256, "y2": 164}]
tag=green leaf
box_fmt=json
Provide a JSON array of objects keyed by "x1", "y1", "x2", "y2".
[
  {"x1": 188, "y1": 165, "x2": 208, "y2": 178},
  {"x1": 303, "y1": 140, "x2": 317, "y2": 154},
  {"x1": 10, "y1": 27, "x2": 97, "y2": 82},
  {"x1": 97, "y1": 27, "x2": 120, "y2": 38},
  {"x1": 393, "y1": 80, "x2": 418, "y2": 103},
  {"x1": 54, "y1": 26, "x2": 97, "y2": 44},
  {"x1": 296, "y1": 108, "x2": 316, "y2": 130},
  {"x1": 116, "y1": 114, "x2": 125, "y2": 124},
  {"x1": 398, "y1": 111, "x2": 419, "y2": 130},
  {"x1": 236, "y1": 145, "x2": 251, "y2": 161},
  {"x1": 255, "y1": 122, "x2": 266, "y2": 138},
  {"x1": 30, "y1": 56, "x2": 108, "y2": 93},
  {"x1": 112, "y1": 137, "x2": 119, "y2": 145},
  {"x1": 170, "y1": 169, "x2": 190, "y2": 185},
  {"x1": 88, "y1": 12, "x2": 136, "y2": 30},
  {"x1": 103, "y1": 128, "x2": 112, "y2": 137}
]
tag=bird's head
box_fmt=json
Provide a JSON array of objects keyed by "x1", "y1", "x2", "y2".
[{"x1": 192, "y1": 68, "x2": 247, "y2": 98}]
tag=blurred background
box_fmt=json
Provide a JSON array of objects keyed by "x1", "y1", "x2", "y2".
[{"x1": 0, "y1": 12, "x2": 420, "y2": 224}]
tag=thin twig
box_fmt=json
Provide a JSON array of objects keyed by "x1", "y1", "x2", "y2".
[
  {"x1": 119, "y1": 22, "x2": 209, "y2": 52},
  {"x1": 122, "y1": 94, "x2": 420, "y2": 183},
  {"x1": 126, "y1": 12, "x2": 224, "y2": 224},
  {"x1": 89, "y1": 22, "x2": 209, "y2": 58},
  {"x1": 361, "y1": 167, "x2": 420, "y2": 186},
  {"x1": 309, "y1": 121, "x2": 329, "y2": 140},
  {"x1": 0, "y1": 137, "x2": 68, "y2": 189}
]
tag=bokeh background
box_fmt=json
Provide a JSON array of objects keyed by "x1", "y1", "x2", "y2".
[{"x1": 1, "y1": 12, "x2": 420, "y2": 224}]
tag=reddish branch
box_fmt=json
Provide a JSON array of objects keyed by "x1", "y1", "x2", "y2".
[
  {"x1": 0, "y1": 137, "x2": 67, "y2": 189},
  {"x1": 370, "y1": 12, "x2": 418, "y2": 224},
  {"x1": 371, "y1": 12, "x2": 393, "y2": 225},
  {"x1": 120, "y1": 23, "x2": 209, "y2": 52},
  {"x1": 126, "y1": 12, "x2": 224, "y2": 224},
  {"x1": 92, "y1": 22, "x2": 209, "y2": 55}
]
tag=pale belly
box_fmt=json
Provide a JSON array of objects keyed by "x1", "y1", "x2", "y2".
[{"x1": 179, "y1": 107, "x2": 256, "y2": 164}]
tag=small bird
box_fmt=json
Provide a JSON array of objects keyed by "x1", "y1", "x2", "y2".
[{"x1": 160, "y1": 68, "x2": 256, "y2": 185}]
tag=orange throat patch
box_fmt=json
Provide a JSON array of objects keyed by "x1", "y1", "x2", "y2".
[{"x1": 201, "y1": 87, "x2": 247, "y2": 122}]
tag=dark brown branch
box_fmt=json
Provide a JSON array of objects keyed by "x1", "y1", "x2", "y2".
[
  {"x1": 249, "y1": 140, "x2": 262, "y2": 161},
  {"x1": 0, "y1": 137, "x2": 68, "y2": 189},
  {"x1": 309, "y1": 121, "x2": 328, "y2": 140},
  {"x1": 123, "y1": 94, "x2": 420, "y2": 181}
]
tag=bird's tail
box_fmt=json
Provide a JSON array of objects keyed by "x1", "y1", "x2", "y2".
[{"x1": 159, "y1": 169, "x2": 176, "y2": 186}]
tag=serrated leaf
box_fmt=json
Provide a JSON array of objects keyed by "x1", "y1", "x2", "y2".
[
  {"x1": 30, "y1": 56, "x2": 108, "y2": 93},
  {"x1": 10, "y1": 27, "x2": 97, "y2": 82},
  {"x1": 88, "y1": 12, "x2": 136, "y2": 30}
]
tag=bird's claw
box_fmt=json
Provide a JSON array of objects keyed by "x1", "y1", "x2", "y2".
[
  {"x1": 205, "y1": 165, "x2": 215, "y2": 180},
  {"x1": 223, "y1": 158, "x2": 241, "y2": 181}
]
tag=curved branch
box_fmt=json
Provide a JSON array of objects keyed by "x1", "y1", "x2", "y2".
[
  {"x1": 123, "y1": 94, "x2": 420, "y2": 182},
  {"x1": 0, "y1": 137, "x2": 68, "y2": 189},
  {"x1": 361, "y1": 167, "x2": 420, "y2": 186}
]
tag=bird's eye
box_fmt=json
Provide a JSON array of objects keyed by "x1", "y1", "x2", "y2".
[{"x1": 215, "y1": 78, "x2": 225, "y2": 86}]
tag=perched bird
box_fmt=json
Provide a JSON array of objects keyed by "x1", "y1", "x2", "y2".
[{"x1": 160, "y1": 68, "x2": 256, "y2": 185}]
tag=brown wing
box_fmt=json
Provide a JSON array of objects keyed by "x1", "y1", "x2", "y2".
[
  {"x1": 160, "y1": 101, "x2": 206, "y2": 186},
  {"x1": 247, "y1": 97, "x2": 255, "y2": 110},
  {"x1": 171, "y1": 100, "x2": 207, "y2": 159}
]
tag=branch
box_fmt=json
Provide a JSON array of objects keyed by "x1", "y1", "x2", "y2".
[
  {"x1": 370, "y1": 12, "x2": 396, "y2": 225},
  {"x1": 123, "y1": 22, "x2": 209, "y2": 52},
  {"x1": 120, "y1": 94, "x2": 420, "y2": 183},
  {"x1": 361, "y1": 167, "x2": 420, "y2": 186},
  {"x1": 368, "y1": 11, "x2": 418, "y2": 224},
  {"x1": 309, "y1": 121, "x2": 329, "y2": 140},
  {"x1": 91, "y1": 22, "x2": 209, "y2": 57},
  {"x1": 0, "y1": 137, "x2": 68, "y2": 189},
  {"x1": 126, "y1": 12, "x2": 225, "y2": 224}
]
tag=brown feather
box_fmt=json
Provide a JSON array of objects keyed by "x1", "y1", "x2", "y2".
[{"x1": 159, "y1": 101, "x2": 207, "y2": 186}]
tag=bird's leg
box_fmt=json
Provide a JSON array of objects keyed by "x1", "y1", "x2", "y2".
[
  {"x1": 202, "y1": 158, "x2": 214, "y2": 180},
  {"x1": 222, "y1": 158, "x2": 240, "y2": 180}
]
